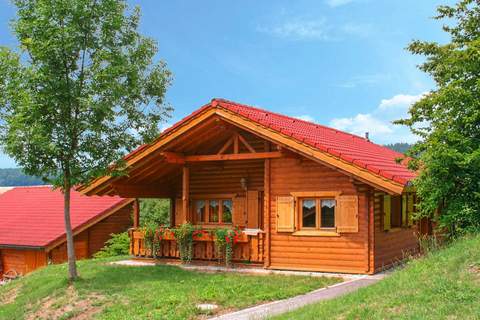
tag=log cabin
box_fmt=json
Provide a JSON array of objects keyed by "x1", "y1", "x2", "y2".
[
  {"x1": 0, "y1": 186, "x2": 133, "y2": 278},
  {"x1": 79, "y1": 98, "x2": 424, "y2": 274}
]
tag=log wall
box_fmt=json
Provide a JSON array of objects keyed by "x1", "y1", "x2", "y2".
[
  {"x1": 268, "y1": 157, "x2": 370, "y2": 274},
  {"x1": 373, "y1": 193, "x2": 418, "y2": 271},
  {"x1": 0, "y1": 248, "x2": 47, "y2": 277}
]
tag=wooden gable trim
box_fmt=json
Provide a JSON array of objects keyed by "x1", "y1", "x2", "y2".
[
  {"x1": 80, "y1": 108, "x2": 218, "y2": 195},
  {"x1": 214, "y1": 108, "x2": 405, "y2": 195},
  {"x1": 44, "y1": 199, "x2": 135, "y2": 252},
  {"x1": 80, "y1": 105, "x2": 405, "y2": 196}
]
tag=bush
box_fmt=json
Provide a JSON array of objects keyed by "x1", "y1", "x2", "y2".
[
  {"x1": 140, "y1": 199, "x2": 170, "y2": 226},
  {"x1": 94, "y1": 232, "x2": 130, "y2": 258}
]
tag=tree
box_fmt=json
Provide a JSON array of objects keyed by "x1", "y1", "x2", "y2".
[
  {"x1": 140, "y1": 199, "x2": 171, "y2": 227},
  {"x1": 0, "y1": 0, "x2": 172, "y2": 280},
  {"x1": 396, "y1": 0, "x2": 480, "y2": 236}
]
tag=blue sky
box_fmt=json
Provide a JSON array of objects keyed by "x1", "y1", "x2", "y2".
[{"x1": 0, "y1": 0, "x2": 451, "y2": 168}]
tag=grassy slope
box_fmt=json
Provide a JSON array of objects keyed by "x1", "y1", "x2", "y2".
[
  {"x1": 0, "y1": 257, "x2": 339, "y2": 320},
  {"x1": 275, "y1": 235, "x2": 480, "y2": 320}
]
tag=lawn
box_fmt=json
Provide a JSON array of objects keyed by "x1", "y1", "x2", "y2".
[
  {"x1": 273, "y1": 234, "x2": 480, "y2": 320},
  {"x1": 0, "y1": 257, "x2": 340, "y2": 320}
]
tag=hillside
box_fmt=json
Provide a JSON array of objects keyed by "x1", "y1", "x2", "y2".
[
  {"x1": 0, "y1": 168, "x2": 45, "y2": 186},
  {"x1": 274, "y1": 234, "x2": 480, "y2": 319}
]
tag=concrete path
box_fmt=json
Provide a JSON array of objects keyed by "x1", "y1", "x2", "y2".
[{"x1": 209, "y1": 276, "x2": 382, "y2": 320}]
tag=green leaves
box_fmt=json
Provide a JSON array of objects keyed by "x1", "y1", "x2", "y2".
[
  {"x1": 398, "y1": 0, "x2": 480, "y2": 236},
  {"x1": 0, "y1": 0, "x2": 172, "y2": 188}
]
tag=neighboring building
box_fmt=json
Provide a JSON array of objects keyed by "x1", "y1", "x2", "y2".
[
  {"x1": 0, "y1": 186, "x2": 133, "y2": 278},
  {"x1": 79, "y1": 98, "x2": 426, "y2": 274}
]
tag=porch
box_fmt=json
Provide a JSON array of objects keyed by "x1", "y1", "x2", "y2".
[{"x1": 113, "y1": 123, "x2": 281, "y2": 266}]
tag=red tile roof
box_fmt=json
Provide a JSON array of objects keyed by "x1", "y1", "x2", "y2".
[
  {"x1": 0, "y1": 186, "x2": 129, "y2": 248},
  {"x1": 212, "y1": 99, "x2": 416, "y2": 185},
  {"x1": 154, "y1": 98, "x2": 414, "y2": 185}
]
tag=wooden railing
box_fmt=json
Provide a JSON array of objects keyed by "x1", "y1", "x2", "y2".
[{"x1": 129, "y1": 228, "x2": 265, "y2": 264}]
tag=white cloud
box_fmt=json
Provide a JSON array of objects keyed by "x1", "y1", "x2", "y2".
[
  {"x1": 328, "y1": 92, "x2": 427, "y2": 143},
  {"x1": 295, "y1": 115, "x2": 316, "y2": 122},
  {"x1": 330, "y1": 113, "x2": 392, "y2": 137},
  {"x1": 337, "y1": 74, "x2": 391, "y2": 88},
  {"x1": 257, "y1": 18, "x2": 330, "y2": 41},
  {"x1": 325, "y1": 0, "x2": 355, "y2": 7},
  {"x1": 378, "y1": 93, "x2": 426, "y2": 110}
]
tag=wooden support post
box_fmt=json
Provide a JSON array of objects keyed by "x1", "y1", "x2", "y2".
[
  {"x1": 170, "y1": 197, "x2": 175, "y2": 226},
  {"x1": 182, "y1": 166, "x2": 190, "y2": 223},
  {"x1": 133, "y1": 198, "x2": 140, "y2": 228},
  {"x1": 263, "y1": 159, "x2": 271, "y2": 268}
]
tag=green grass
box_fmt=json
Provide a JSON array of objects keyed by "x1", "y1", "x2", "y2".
[
  {"x1": 274, "y1": 234, "x2": 480, "y2": 320},
  {"x1": 0, "y1": 256, "x2": 339, "y2": 320}
]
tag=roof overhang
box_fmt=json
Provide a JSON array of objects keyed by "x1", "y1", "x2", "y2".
[{"x1": 79, "y1": 105, "x2": 406, "y2": 196}]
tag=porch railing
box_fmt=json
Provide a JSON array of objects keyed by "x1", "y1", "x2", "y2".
[{"x1": 129, "y1": 228, "x2": 265, "y2": 264}]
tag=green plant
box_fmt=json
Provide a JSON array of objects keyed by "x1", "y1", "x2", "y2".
[
  {"x1": 0, "y1": 0, "x2": 172, "y2": 280},
  {"x1": 395, "y1": 0, "x2": 480, "y2": 237},
  {"x1": 140, "y1": 199, "x2": 171, "y2": 227},
  {"x1": 213, "y1": 228, "x2": 241, "y2": 267},
  {"x1": 172, "y1": 223, "x2": 196, "y2": 263},
  {"x1": 94, "y1": 232, "x2": 130, "y2": 258},
  {"x1": 143, "y1": 223, "x2": 161, "y2": 258},
  {"x1": 417, "y1": 234, "x2": 441, "y2": 255}
]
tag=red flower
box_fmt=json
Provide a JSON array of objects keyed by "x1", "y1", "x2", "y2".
[{"x1": 225, "y1": 236, "x2": 231, "y2": 243}]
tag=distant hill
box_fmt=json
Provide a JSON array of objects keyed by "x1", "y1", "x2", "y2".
[
  {"x1": 0, "y1": 168, "x2": 45, "y2": 186},
  {"x1": 384, "y1": 143, "x2": 413, "y2": 154}
]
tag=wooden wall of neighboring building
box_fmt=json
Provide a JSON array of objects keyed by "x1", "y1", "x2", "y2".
[
  {"x1": 0, "y1": 203, "x2": 132, "y2": 278},
  {"x1": 374, "y1": 193, "x2": 418, "y2": 271},
  {"x1": 49, "y1": 203, "x2": 133, "y2": 264},
  {"x1": 0, "y1": 248, "x2": 47, "y2": 277},
  {"x1": 268, "y1": 157, "x2": 370, "y2": 274}
]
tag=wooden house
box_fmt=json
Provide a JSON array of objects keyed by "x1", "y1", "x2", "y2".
[
  {"x1": 79, "y1": 99, "x2": 422, "y2": 274},
  {"x1": 0, "y1": 186, "x2": 133, "y2": 278}
]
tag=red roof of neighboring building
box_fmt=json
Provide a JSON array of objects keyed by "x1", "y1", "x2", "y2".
[{"x1": 0, "y1": 186, "x2": 130, "y2": 248}]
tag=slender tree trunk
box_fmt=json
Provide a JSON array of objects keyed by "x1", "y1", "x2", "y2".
[{"x1": 63, "y1": 176, "x2": 78, "y2": 281}]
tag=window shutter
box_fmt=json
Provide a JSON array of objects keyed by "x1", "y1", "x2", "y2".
[
  {"x1": 407, "y1": 193, "x2": 415, "y2": 226},
  {"x1": 402, "y1": 194, "x2": 408, "y2": 226},
  {"x1": 383, "y1": 195, "x2": 391, "y2": 231},
  {"x1": 336, "y1": 195, "x2": 359, "y2": 233},
  {"x1": 276, "y1": 196, "x2": 295, "y2": 232},
  {"x1": 247, "y1": 190, "x2": 259, "y2": 228},
  {"x1": 175, "y1": 198, "x2": 185, "y2": 225},
  {"x1": 233, "y1": 196, "x2": 247, "y2": 227}
]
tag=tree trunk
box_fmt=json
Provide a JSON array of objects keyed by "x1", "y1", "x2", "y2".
[{"x1": 63, "y1": 177, "x2": 78, "y2": 281}]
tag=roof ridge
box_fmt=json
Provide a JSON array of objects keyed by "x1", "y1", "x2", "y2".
[{"x1": 213, "y1": 98, "x2": 404, "y2": 157}]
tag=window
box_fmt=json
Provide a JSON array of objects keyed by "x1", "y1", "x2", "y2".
[
  {"x1": 299, "y1": 198, "x2": 336, "y2": 230},
  {"x1": 193, "y1": 198, "x2": 233, "y2": 224},
  {"x1": 195, "y1": 200, "x2": 206, "y2": 222},
  {"x1": 383, "y1": 194, "x2": 413, "y2": 230},
  {"x1": 222, "y1": 200, "x2": 233, "y2": 223}
]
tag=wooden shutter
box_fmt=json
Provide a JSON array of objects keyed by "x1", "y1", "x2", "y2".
[
  {"x1": 383, "y1": 195, "x2": 391, "y2": 231},
  {"x1": 402, "y1": 194, "x2": 408, "y2": 226},
  {"x1": 175, "y1": 198, "x2": 185, "y2": 225},
  {"x1": 233, "y1": 196, "x2": 247, "y2": 227},
  {"x1": 336, "y1": 195, "x2": 359, "y2": 233},
  {"x1": 247, "y1": 190, "x2": 259, "y2": 228},
  {"x1": 407, "y1": 193, "x2": 415, "y2": 226},
  {"x1": 276, "y1": 196, "x2": 295, "y2": 232}
]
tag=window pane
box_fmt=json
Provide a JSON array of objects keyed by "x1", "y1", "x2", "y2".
[
  {"x1": 209, "y1": 200, "x2": 219, "y2": 222},
  {"x1": 302, "y1": 199, "x2": 316, "y2": 228},
  {"x1": 222, "y1": 200, "x2": 233, "y2": 223},
  {"x1": 321, "y1": 199, "x2": 335, "y2": 228},
  {"x1": 195, "y1": 200, "x2": 205, "y2": 223}
]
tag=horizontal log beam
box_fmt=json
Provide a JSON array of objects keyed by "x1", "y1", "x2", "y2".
[
  {"x1": 185, "y1": 151, "x2": 283, "y2": 162},
  {"x1": 161, "y1": 151, "x2": 283, "y2": 163}
]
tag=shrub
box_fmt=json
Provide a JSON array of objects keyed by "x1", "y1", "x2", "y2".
[{"x1": 94, "y1": 232, "x2": 130, "y2": 258}]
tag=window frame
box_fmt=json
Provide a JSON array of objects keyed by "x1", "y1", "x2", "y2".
[
  {"x1": 192, "y1": 195, "x2": 234, "y2": 225},
  {"x1": 298, "y1": 197, "x2": 337, "y2": 231}
]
